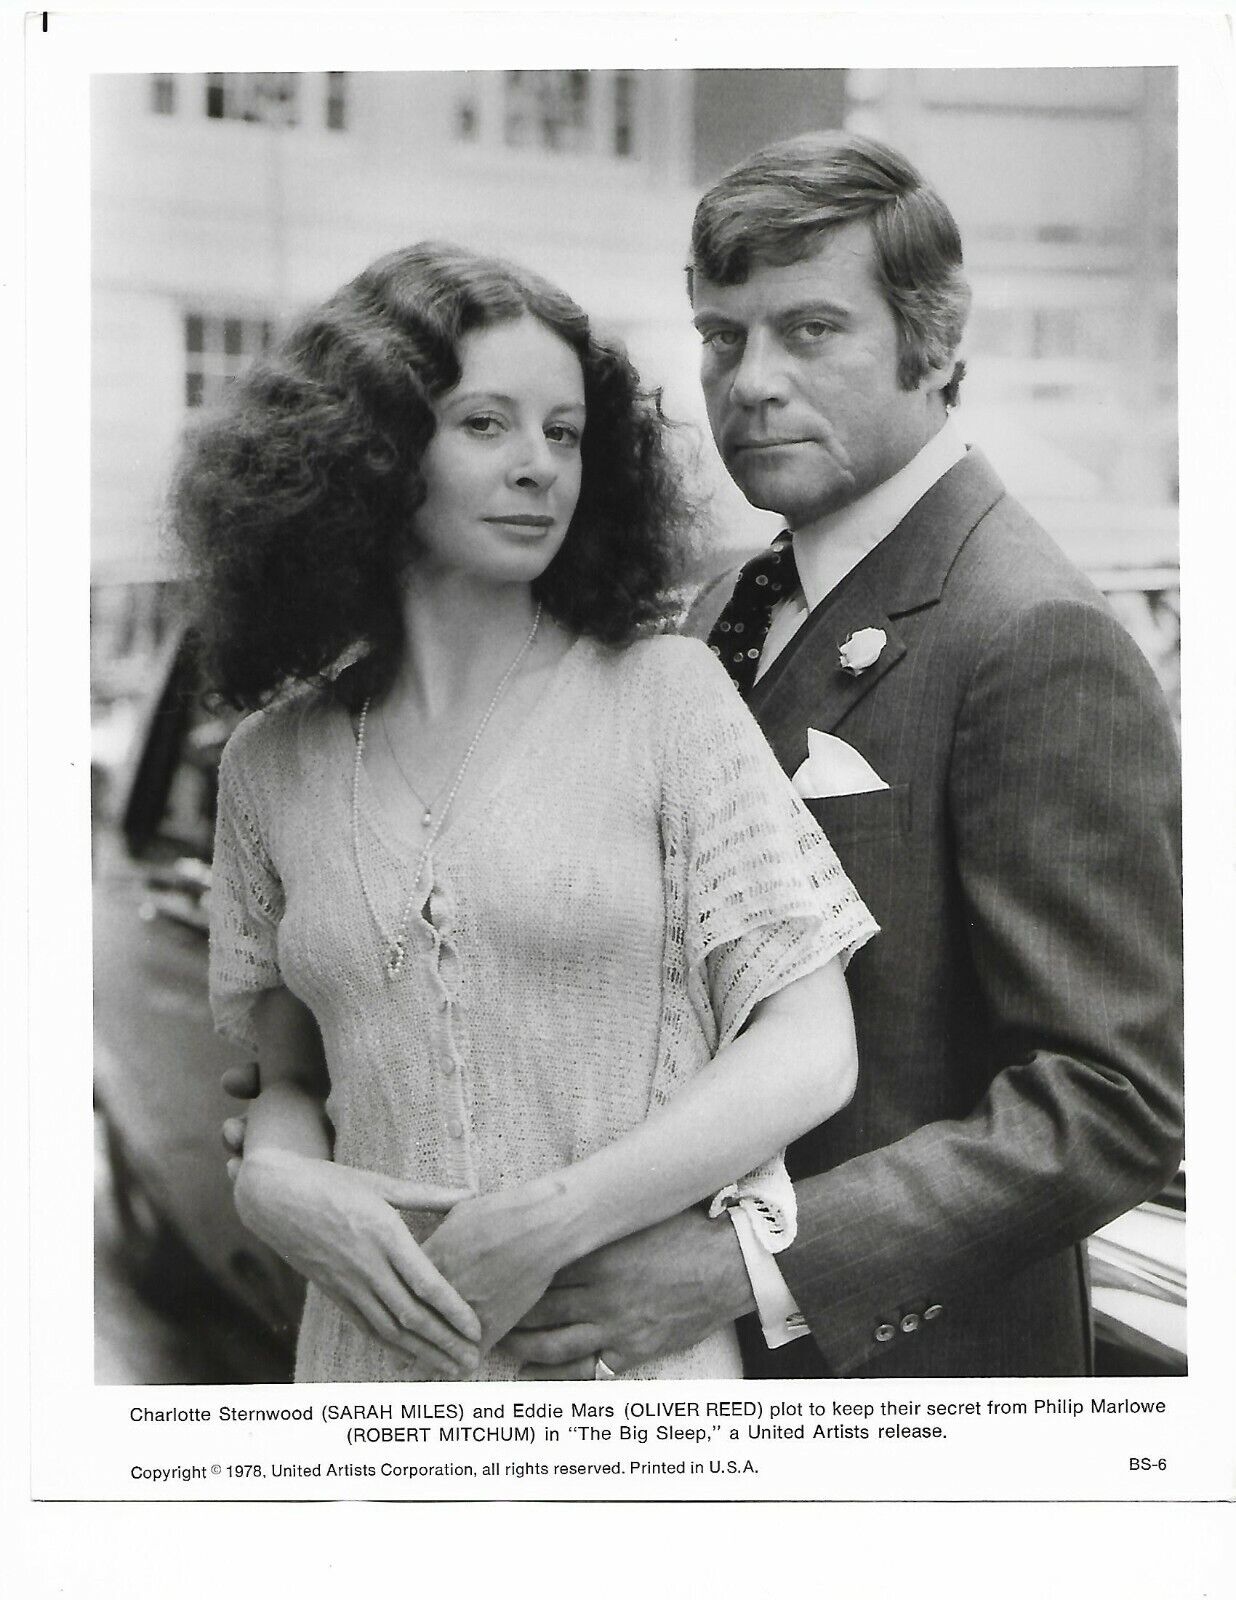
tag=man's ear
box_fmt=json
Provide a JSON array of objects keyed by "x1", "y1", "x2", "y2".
[{"x1": 919, "y1": 347, "x2": 961, "y2": 398}]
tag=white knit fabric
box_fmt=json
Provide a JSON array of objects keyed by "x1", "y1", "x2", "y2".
[{"x1": 210, "y1": 634, "x2": 878, "y2": 1381}]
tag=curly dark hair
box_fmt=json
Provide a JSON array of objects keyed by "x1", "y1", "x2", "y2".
[{"x1": 169, "y1": 242, "x2": 696, "y2": 708}]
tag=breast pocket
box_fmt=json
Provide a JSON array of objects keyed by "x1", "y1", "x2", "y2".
[{"x1": 804, "y1": 782, "x2": 912, "y2": 846}]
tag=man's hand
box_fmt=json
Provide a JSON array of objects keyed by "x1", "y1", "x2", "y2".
[
  {"x1": 498, "y1": 1208, "x2": 755, "y2": 1378},
  {"x1": 221, "y1": 1060, "x2": 261, "y2": 1178},
  {"x1": 222, "y1": 1058, "x2": 261, "y2": 1099}
]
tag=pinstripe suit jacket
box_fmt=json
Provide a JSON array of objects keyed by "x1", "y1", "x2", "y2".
[{"x1": 732, "y1": 449, "x2": 1183, "y2": 1378}]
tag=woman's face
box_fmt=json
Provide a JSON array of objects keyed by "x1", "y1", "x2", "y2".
[{"x1": 412, "y1": 315, "x2": 586, "y2": 587}]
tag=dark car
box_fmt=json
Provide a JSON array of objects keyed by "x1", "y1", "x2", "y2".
[
  {"x1": 92, "y1": 632, "x2": 1186, "y2": 1381},
  {"x1": 93, "y1": 634, "x2": 303, "y2": 1374}
]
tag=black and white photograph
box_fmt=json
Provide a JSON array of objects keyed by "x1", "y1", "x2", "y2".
[
  {"x1": 12, "y1": 3, "x2": 1236, "y2": 1588},
  {"x1": 89, "y1": 62, "x2": 1184, "y2": 1388}
]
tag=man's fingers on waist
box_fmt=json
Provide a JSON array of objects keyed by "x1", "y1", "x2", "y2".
[
  {"x1": 220, "y1": 1062, "x2": 260, "y2": 1100},
  {"x1": 518, "y1": 1358, "x2": 597, "y2": 1381},
  {"x1": 498, "y1": 1323, "x2": 602, "y2": 1366},
  {"x1": 513, "y1": 1289, "x2": 596, "y2": 1330}
]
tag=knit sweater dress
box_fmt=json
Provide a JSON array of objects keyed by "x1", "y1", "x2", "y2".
[{"x1": 209, "y1": 634, "x2": 877, "y2": 1381}]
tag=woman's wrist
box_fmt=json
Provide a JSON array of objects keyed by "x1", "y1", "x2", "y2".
[
  {"x1": 232, "y1": 1147, "x2": 278, "y2": 1232},
  {"x1": 233, "y1": 1145, "x2": 317, "y2": 1227},
  {"x1": 537, "y1": 1163, "x2": 623, "y2": 1264},
  {"x1": 481, "y1": 1171, "x2": 591, "y2": 1273}
]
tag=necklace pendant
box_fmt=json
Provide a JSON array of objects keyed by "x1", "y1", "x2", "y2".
[
  {"x1": 386, "y1": 938, "x2": 406, "y2": 978},
  {"x1": 421, "y1": 809, "x2": 433, "y2": 828}
]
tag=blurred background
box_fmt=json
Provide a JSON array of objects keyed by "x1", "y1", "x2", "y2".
[
  {"x1": 90, "y1": 68, "x2": 1185, "y2": 1381},
  {"x1": 92, "y1": 66, "x2": 1178, "y2": 760}
]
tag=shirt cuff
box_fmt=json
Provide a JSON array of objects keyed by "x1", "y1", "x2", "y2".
[{"x1": 729, "y1": 1206, "x2": 810, "y2": 1349}]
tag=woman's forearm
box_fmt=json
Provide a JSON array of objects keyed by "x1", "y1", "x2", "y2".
[
  {"x1": 227, "y1": 987, "x2": 483, "y2": 1368},
  {"x1": 240, "y1": 985, "x2": 334, "y2": 1162},
  {"x1": 242, "y1": 1080, "x2": 334, "y2": 1161},
  {"x1": 540, "y1": 957, "x2": 857, "y2": 1269}
]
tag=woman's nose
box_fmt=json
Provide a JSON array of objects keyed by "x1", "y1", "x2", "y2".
[{"x1": 509, "y1": 431, "x2": 556, "y2": 487}]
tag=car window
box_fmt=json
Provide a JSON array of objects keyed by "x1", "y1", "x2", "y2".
[
  {"x1": 160, "y1": 705, "x2": 235, "y2": 861},
  {"x1": 122, "y1": 638, "x2": 239, "y2": 863}
]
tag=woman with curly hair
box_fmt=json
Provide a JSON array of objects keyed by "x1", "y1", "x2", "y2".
[{"x1": 179, "y1": 242, "x2": 875, "y2": 1382}]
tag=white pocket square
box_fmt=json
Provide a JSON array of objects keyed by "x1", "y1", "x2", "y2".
[{"x1": 792, "y1": 729, "x2": 889, "y2": 799}]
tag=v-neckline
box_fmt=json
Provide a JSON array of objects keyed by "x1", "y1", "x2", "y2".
[{"x1": 339, "y1": 633, "x2": 591, "y2": 863}]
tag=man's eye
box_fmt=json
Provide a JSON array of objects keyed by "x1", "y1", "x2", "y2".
[
  {"x1": 701, "y1": 328, "x2": 742, "y2": 351},
  {"x1": 793, "y1": 321, "x2": 837, "y2": 341}
]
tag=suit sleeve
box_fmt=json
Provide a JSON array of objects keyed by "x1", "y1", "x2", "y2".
[{"x1": 777, "y1": 597, "x2": 1184, "y2": 1375}]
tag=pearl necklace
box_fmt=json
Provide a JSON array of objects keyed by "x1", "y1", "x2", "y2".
[
  {"x1": 379, "y1": 704, "x2": 442, "y2": 829},
  {"x1": 351, "y1": 603, "x2": 543, "y2": 978}
]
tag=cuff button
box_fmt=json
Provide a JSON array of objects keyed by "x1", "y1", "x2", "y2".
[
  {"x1": 899, "y1": 1312, "x2": 921, "y2": 1334},
  {"x1": 923, "y1": 1304, "x2": 944, "y2": 1321},
  {"x1": 874, "y1": 1323, "x2": 897, "y2": 1344}
]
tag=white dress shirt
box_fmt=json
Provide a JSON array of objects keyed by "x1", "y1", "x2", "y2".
[
  {"x1": 735, "y1": 417, "x2": 967, "y2": 1348},
  {"x1": 756, "y1": 418, "x2": 967, "y2": 682}
]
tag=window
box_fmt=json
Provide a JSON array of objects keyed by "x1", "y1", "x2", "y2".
[
  {"x1": 149, "y1": 72, "x2": 345, "y2": 129},
  {"x1": 504, "y1": 70, "x2": 589, "y2": 153},
  {"x1": 612, "y1": 72, "x2": 636, "y2": 158},
  {"x1": 455, "y1": 98, "x2": 479, "y2": 140},
  {"x1": 204, "y1": 73, "x2": 299, "y2": 126},
  {"x1": 452, "y1": 71, "x2": 644, "y2": 161},
  {"x1": 325, "y1": 71, "x2": 347, "y2": 131},
  {"x1": 184, "y1": 313, "x2": 272, "y2": 409},
  {"x1": 150, "y1": 76, "x2": 176, "y2": 116}
]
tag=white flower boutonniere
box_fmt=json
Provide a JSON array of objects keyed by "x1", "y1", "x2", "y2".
[{"x1": 838, "y1": 627, "x2": 888, "y2": 677}]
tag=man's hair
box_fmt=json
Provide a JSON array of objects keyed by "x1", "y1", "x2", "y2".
[{"x1": 689, "y1": 130, "x2": 971, "y2": 407}]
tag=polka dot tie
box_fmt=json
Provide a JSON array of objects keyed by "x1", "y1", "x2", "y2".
[{"x1": 707, "y1": 534, "x2": 800, "y2": 695}]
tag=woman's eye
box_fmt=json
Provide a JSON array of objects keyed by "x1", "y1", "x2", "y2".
[
  {"x1": 464, "y1": 414, "x2": 502, "y2": 436},
  {"x1": 545, "y1": 423, "x2": 582, "y2": 447}
]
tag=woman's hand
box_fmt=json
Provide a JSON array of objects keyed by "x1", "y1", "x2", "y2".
[
  {"x1": 233, "y1": 1149, "x2": 483, "y2": 1377},
  {"x1": 422, "y1": 1178, "x2": 575, "y2": 1353}
]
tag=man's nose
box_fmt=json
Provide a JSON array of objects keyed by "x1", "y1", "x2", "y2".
[{"x1": 729, "y1": 329, "x2": 789, "y2": 407}]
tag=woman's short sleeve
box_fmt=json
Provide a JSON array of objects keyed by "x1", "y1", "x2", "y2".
[
  {"x1": 209, "y1": 723, "x2": 285, "y2": 1051},
  {"x1": 659, "y1": 639, "x2": 878, "y2": 1058}
]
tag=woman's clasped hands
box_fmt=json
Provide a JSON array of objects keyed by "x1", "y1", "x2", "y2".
[{"x1": 232, "y1": 1148, "x2": 571, "y2": 1378}]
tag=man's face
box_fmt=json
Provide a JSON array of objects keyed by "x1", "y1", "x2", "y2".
[{"x1": 692, "y1": 221, "x2": 947, "y2": 528}]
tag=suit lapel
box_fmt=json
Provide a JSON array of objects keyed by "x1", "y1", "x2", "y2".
[
  {"x1": 747, "y1": 449, "x2": 1007, "y2": 774},
  {"x1": 749, "y1": 573, "x2": 904, "y2": 771}
]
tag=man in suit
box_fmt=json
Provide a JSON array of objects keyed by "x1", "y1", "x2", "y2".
[{"x1": 503, "y1": 130, "x2": 1184, "y2": 1378}]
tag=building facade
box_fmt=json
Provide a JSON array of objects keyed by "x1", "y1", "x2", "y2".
[{"x1": 90, "y1": 67, "x2": 1177, "y2": 720}]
